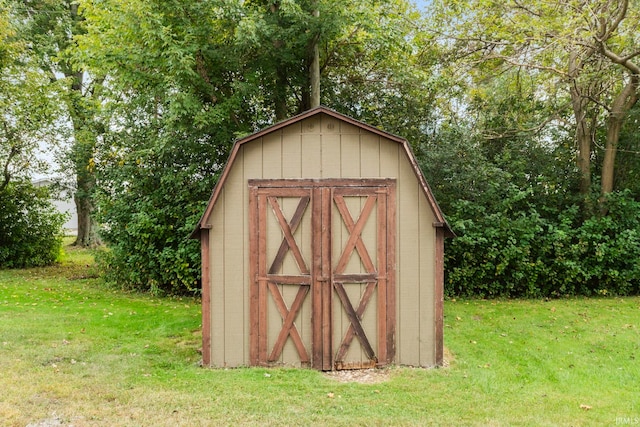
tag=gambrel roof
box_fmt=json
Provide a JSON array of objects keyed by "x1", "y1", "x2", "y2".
[{"x1": 192, "y1": 106, "x2": 453, "y2": 238}]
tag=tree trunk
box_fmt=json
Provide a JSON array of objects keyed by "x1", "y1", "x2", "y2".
[
  {"x1": 568, "y1": 52, "x2": 592, "y2": 196},
  {"x1": 274, "y1": 66, "x2": 288, "y2": 120},
  {"x1": 600, "y1": 78, "x2": 638, "y2": 200},
  {"x1": 310, "y1": 6, "x2": 320, "y2": 109},
  {"x1": 74, "y1": 176, "x2": 101, "y2": 247}
]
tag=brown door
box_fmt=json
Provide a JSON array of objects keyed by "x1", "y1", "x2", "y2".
[{"x1": 249, "y1": 179, "x2": 395, "y2": 370}]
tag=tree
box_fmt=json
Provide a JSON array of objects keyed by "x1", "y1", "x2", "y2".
[
  {"x1": 430, "y1": 0, "x2": 640, "y2": 207},
  {"x1": 9, "y1": 0, "x2": 103, "y2": 246},
  {"x1": 72, "y1": 0, "x2": 439, "y2": 293},
  {"x1": 0, "y1": 2, "x2": 66, "y2": 268}
]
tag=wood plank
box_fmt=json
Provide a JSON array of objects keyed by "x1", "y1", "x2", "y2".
[
  {"x1": 263, "y1": 275, "x2": 312, "y2": 285},
  {"x1": 200, "y1": 229, "x2": 211, "y2": 366},
  {"x1": 267, "y1": 196, "x2": 310, "y2": 274},
  {"x1": 321, "y1": 131, "x2": 341, "y2": 178},
  {"x1": 360, "y1": 133, "x2": 380, "y2": 177},
  {"x1": 249, "y1": 178, "x2": 395, "y2": 189},
  {"x1": 311, "y1": 187, "x2": 323, "y2": 369},
  {"x1": 386, "y1": 182, "x2": 397, "y2": 363},
  {"x1": 223, "y1": 161, "x2": 247, "y2": 366},
  {"x1": 340, "y1": 132, "x2": 361, "y2": 178},
  {"x1": 257, "y1": 193, "x2": 268, "y2": 363},
  {"x1": 377, "y1": 188, "x2": 387, "y2": 365},
  {"x1": 248, "y1": 185, "x2": 259, "y2": 366},
  {"x1": 418, "y1": 193, "x2": 436, "y2": 366},
  {"x1": 332, "y1": 273, "x2": 378, "y2": 283},
  {"x1": 334, "y1": 281, "x2": 377, "y2": 362},
  {"x1": 210, "y1": 191, "x2": 226, "y2": 367},
  {"x1": 267, "y1": 283, "x2": 310, "y2": 362},
  {"x1": 397, "y1": 165, "x2": 421, "y2": 366},
  {"x1": 333, "y1": 282, "x2": 376, "y2": 361},
  {"x1": 333, "y1": 195, "x2": 377, "y2": 274},
  {"x1": 435, "y1": 228, "x2": 445, "y2": 366},
  {"x1": 321, "y1": 187, "x2": 332, "y2": 370}
]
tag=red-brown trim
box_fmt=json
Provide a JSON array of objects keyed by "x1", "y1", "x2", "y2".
[
  {"x1": 434, "y1": 227, "x2": 445, "y2": 366},
  {"x1": 386, "y1": 183, "x2": 397, "y2": 363},
  {"x1": 248, "y1": 186, "x2": 259, "y2": 366},
  {"x1": 200, "y1": 229, "x2": 211, "y2": 366},
  {"x1": 320, "y1": 187, "x2": 332, "y2": 371}
]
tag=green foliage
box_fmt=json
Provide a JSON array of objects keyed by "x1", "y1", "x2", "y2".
[
  {"x1": 444, "y1": 190, "x2": 640, "y2": 298},
  {"x1": 94, "y1": 124, "x2": 219, "y2": 295},
  {"x1": 74, "y1": 0, "x2": 437, "y2": 294},
  {"x1": 0, "y1": 181, "x2": 66, "y2": 268}
]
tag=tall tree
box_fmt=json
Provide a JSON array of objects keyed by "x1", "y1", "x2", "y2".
[
  {"x1": 430, "y1": 0, "x2": 640, "y2": 206},
  {"x1": 9, "y1": 0, "x2": 102, "y2": 246},
  {"x1": 0, "y1": 1, "x2": 60, "y2": 188},
  {"x1": 72, "y1": 0, "x2": 438, "y2": 293}
]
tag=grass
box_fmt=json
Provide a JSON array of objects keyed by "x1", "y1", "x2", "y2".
[{"x1": 1, "y1": 242, "x2": 639, "y2": 426}]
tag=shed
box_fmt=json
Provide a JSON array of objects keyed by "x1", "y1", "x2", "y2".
[{"x1": 192, "y1": 106, "x2": 453, "y2": 370}]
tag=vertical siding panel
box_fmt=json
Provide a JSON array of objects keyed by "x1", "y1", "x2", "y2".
[
  {"x1": 282, "y1": 130, "x2": 302, "y2": 179},
  {"x1": 223, "y1": 153, "x2": 246, "y2": 366},
  {"x1": 302, "y1": 116, "x2": 321, "y2": 178},
  {"x1": 360, "y1": 133, "x2": 380, "y2": 177},
  {"x1": 397, "y1": 162, "x2": 422, "y2": 366},
  {"x1": 379, "y1": 140, "x2": 401, "y2": 362},
  {"x1": 301, "y1": 133, "x2": 322, "y2": 178},
  {"x1": 340, "y1": 133, "x2": 361, "y2": 178},
  {"x1": 210, "y1": 191, "x2": 226, "y2": 366},
  {"x1": 434, "y1": 228, "x2": 445, "y2": 367},
  {"x1": 321, "y1": 133, "x2": 341, "y2": 179},
  {"x1": 418, "y1": 194, "x2": 436, "y2": 366},
  {"x1": 201, "y1": 229, "x2": 211, "y2": 366},
  {"x1": 262, "y1": 131, "x2": 283, "y2": 178}
]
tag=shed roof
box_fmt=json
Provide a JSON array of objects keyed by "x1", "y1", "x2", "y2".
[{"x1": 191, "y1": 106, "x2": 453, "y2": 237}]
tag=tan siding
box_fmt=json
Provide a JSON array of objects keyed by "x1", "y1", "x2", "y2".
[
  {"x1": 360, "y1": 134, "x2": 381, "y2": 177},
  {"x1": 397, "y1": 156, "x2": 422, "y2": 366},
  {"x1": 282, "y1": 130, "x2": 302, "y2": 178},
  {"x1": 340, "y1": 133, "x2": 361, "y2": 178},
  {"x1": 301, "y1": 132, "x2": 322, "y2": 177},
  {"x1": 340, "y1": 121, "x2": 361, "y2": 135},
  {"x1": 419, "y1": 192, "x2": 436, "y2": 366},
  {"x1": 378, "y1": 139, "x2": 401, "y2": 364},
  {"x1": 263, "y1": 131, "x2": 283, "y2": 178},
  {"x1": 321, "y1": 131, "x2": 341, "y2": 178},
  {"x1": 209, "y1": 190, "x2": 226, "y2": 366},
  {"x1": 241, "y1": 144, "x2": 260, "y2": 364},
  {"x1": 223, "y1": 151, "x2": 246, "y2": 366}
]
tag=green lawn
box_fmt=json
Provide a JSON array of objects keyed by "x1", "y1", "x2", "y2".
[{"x1": 1, "y1": 244, "x2": 639, "y2": 426}]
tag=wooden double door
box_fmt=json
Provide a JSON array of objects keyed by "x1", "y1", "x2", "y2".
[{"x1": 249, "y1": 179, "x2": 396, "y2": 370}]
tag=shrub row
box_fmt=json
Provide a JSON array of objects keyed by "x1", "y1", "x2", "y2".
[{"x1": 445, "y1": 189, "x2": 640, "y2": 298}]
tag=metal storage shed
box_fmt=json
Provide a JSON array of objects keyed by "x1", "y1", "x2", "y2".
[{"x1": 192, "y1": 106, "x2": 453, "y2": 370}]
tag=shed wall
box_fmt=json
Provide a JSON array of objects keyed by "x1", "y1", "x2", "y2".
[{"x1": 204, "y1": 113, "x2": 438, "y2": 367}]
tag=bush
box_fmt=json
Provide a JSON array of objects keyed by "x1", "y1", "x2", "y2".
[
  {"x1": 0, "y1": 181, "x2": 66, "y2": 268},
  {"x1": 95, "y1": 130, "x2": 217, "y2": 295},
  {"x1": 445, "y1": 190, "x2": 640, "y2": 298}
]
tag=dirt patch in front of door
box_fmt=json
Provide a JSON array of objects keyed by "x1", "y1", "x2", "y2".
[
  {"x1": 324, "y1": 368, "x2": 391, "y2": 384},
  {"x1": 323, "y1": 347, "x2": 454, "y2": 384}
]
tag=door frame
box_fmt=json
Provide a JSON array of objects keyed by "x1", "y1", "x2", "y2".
[{"x1": 248, "y1": 178, "x2": 396, "y2": 370}]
